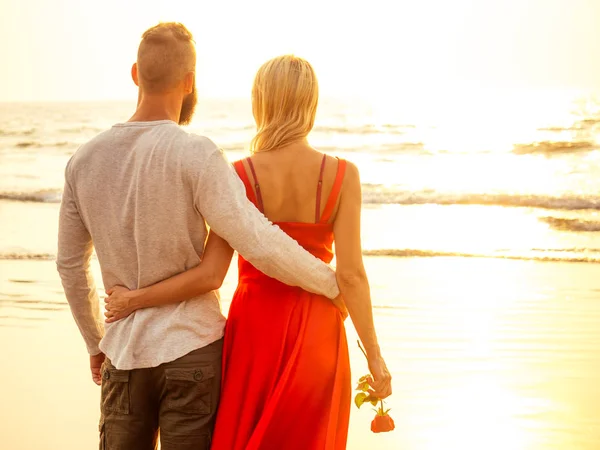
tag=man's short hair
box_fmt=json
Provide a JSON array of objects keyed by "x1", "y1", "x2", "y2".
[{"x1": 137, "y1": 22, "x2": 196, "y2": 93}]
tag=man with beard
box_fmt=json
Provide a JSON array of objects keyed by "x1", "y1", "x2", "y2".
[{"x1": 56, "y1": 22, "x2": 340, "y2": 450}]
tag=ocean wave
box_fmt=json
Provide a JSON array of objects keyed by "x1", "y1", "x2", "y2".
[
  {"x1": 361, "y1": 188, "x2": 600, "y2": 210},
  {"x1": 513, "y1": 141, "x2": 596, "y2": 155},
  {"x1": 206, "y1": 123, "x2": 412, "y2": 136},
  {"x1": 0, "y1": 189, "x2": 62, "y2": 203},
  {"x1": 3, "y1": 249, "x2": 599, "y2": 264},
  {"x1": 539, "y1": 216, "x2": 600, "y2": 232},
  {"x1": 312, "y1": 124, "x2": 409, "y2": 135},
  {"x1": 3, "y1": 186, "x2": 600, "y2": 211},
  {"x1": 363, "y1": 249, "x2": 600, "y2": 263},
  {"x1": 58, "y1": 126, "x2": 105, "y2": 134},
  {"x1": 379, "y1": 142, "x2": 425, "y2": 153},
  {"x1": 578, "y1": 118, "x2": 600, "y2": 127},
  {"x1": 530, "y1": 247, "x2": 600, "y2": 253},
  {"x1": 0, "y1": 253, "x2": 55, "y2": 261},
  {"x1": 15, "y1": 141, "x2": 74, "y2": 149},
  {"x1": 0, "y1": 128, "x2": 36, "y2": 137},
  {"x1": 316, "y1": 142, "x2": 425, "y2": 154},
  {"x1": 537, "y1": 126, "x2": 572, "y2": 132}
]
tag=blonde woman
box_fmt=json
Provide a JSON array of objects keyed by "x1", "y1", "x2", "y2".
[{"x1": 105, "y1": 55, "x2": 391, "y2": 449}]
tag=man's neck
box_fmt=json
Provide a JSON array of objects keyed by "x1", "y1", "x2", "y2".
[{"x1": 129, "y1": 92, "x2": 181, "y2": 123}]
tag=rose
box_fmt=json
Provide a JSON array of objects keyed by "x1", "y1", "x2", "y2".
[
  {"x1": 354, "y1": 341, "x2": 395, "y2": 434},
  {"x1": 371, "y1": 413, "x2": 395, "y2": 433}
]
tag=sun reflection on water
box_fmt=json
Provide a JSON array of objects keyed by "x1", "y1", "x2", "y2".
[
  {"x1": 346, "y1": 256, "x2": 600, "y2": 450},
  {"x1": 420, "y1": 376, "x2": 538, "y2": 450}
]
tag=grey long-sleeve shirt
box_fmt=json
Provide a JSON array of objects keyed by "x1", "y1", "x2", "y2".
[{"x1": 56, "y1": 120, "x2": 339, "y2": 370}]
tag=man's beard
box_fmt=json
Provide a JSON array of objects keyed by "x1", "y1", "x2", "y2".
[{"x1": 179, "y1": 86, "x2": 197, "y2": 125}]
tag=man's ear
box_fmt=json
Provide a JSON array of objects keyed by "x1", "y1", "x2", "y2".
[
  {"x1": 184, "y1": 71, "x2": 195, "y2": 94},
  {"x1": 131, "y1": 63, "x2": 139, "y2": 87}
]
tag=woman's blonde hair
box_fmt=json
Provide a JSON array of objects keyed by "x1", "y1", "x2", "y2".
[{"x1": 250, "y1": 55, "x2": 319, "y2": 153}]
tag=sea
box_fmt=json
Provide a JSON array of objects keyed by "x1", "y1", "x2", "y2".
[{"x1": 1, "y1": 92, "x2": 600, "y2": 449}]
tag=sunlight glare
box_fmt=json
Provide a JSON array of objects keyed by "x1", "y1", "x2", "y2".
[{"x1": 422, "y1": 376, "x2": 538, "y2": 450}]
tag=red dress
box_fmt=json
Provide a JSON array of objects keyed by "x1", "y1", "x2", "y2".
[{"x1": 210, "y1": 156, "x2": 351, "y2": 450}]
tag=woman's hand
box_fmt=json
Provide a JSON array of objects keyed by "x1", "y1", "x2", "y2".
[
  {"x1": 367, "y1": 354, "x2": 392, "y2": 399},
  {"x1": 104, "y1": 286, "x2": 138, "y2": 323}
]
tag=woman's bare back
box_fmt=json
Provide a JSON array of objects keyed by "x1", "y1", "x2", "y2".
[{"x1": 240, "y1": 142, "x2": 342, "y2": 224}]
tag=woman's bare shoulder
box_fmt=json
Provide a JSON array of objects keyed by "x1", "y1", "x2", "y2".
[
  {"x1": 340, "y1": 159, "x2": 360, "y2": 190},
  {"x1": 312, "y1": 151, "x2": 360, "y2": 177}
]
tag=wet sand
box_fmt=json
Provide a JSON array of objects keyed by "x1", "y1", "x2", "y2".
[{"x1": 1, "y1": 256, "x2": 600, "y2": 449}]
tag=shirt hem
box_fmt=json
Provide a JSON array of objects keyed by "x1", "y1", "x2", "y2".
[{"x1": 100, "y1": 331, "x2": 225, "y2": 370}]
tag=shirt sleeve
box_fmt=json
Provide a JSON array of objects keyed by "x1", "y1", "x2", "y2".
[
  {"x1": 56, "y1": 163, "x2": 104, "y2": 355},
  {"x1": 190, "y1": 143, "x2": 340, "y2": 299}
]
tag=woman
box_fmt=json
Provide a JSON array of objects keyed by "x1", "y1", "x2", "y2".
[{"x1": 105, "y1": 55, "x2": 391, "y2": 449}]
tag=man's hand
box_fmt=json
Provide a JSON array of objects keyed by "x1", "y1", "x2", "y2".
[
  {"x1": 332, "y1": 294, "x2": 349, "y2": 320},
  {"x1": 90, "y1": 352, "x2": 106, "y2": 386}
]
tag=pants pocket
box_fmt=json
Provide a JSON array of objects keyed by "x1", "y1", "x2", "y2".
[
  {"x1": 164, "y1": 365, "x2": 216, "y2": 415},
  {"x1": 101, "y1": 367, "x2": 130, "y2": 415},
  {"x1": 160, "y1": 433, "x2": 211, "y2": 450}
]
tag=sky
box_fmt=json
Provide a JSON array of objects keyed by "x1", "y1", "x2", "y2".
[{"x1": 1, "y1": 0, "x2": 600, "y2": 102}]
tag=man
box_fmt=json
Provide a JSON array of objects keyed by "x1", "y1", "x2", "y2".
[{"x1": 56, "y1": 22, "x2": 340, "y2": 450}]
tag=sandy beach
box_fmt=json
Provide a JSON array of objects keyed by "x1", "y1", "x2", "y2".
[{"x1": 2, "y1": 254, "x2": 599, "y2": 449}]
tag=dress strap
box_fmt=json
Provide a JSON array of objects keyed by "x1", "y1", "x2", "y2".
[
  {"x1": 245, "y1": 158, "x2": 265, "y2": 213},
  {"x1": 233, "y1": 159, "x2": 260, "y2": 210},
  {"x1": 314, "y1": 155, "x2": 327, "y2": 223},
  {"x1": 319, "y1": 158, "x2": 347, "y2": 224}
]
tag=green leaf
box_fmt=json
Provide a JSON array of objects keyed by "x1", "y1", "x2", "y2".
[
  {"x1": 354, "y1": 392, "x2": 368, "y2": 409},
  {"x1": 355, "y1": 381, "x2": 370, "y2": 392},
  {"x1": 384, "y1": 408, "x2": 392, "y2": 415},
  {"x1": 358, "y1": 374, "x2": 370, "y2": 383},
  {"x1": 368, "y1": 396, "x2": 379, "y2": 406}
]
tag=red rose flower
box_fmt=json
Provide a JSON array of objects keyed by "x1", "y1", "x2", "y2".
[{"x1": 371, "y1": 413, "x2": 395, "y2": 433}]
